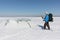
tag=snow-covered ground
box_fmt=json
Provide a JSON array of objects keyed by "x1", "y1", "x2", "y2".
[{"x1": 0, "y1": 17, "x2": 60, "y2": 40}]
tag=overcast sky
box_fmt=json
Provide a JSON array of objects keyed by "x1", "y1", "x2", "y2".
[{"x1": 0, "y1": 0, "x2": 60, "y2": 17}]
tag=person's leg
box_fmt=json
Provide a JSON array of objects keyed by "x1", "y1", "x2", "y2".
[
  {"x1": 44, "y1": 22, "x2": 46, "y2": 29},
  {"x1": 47, "y1": 22, "x2": 50, "y2": 30}
]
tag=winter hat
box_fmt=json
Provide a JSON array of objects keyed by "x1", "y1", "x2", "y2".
[{"x1": 45, "y1": 11, "x2": 49, "y2": 14}]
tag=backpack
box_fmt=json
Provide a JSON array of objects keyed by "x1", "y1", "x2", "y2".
[{"x1": 48, "y1": 13, "x2": 53, "y2": 22}]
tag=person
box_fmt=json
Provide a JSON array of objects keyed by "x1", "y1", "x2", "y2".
[{"x1": 42, "y1": 11, "x2": 50, "y2": 30}]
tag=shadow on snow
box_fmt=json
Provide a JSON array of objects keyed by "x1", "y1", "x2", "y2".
[{"x1": 38, "y1": 25, "x2": 44, "y2": 30}]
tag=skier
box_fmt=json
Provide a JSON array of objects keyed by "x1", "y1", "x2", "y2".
[{"x1": 41, "y1": 11, "x2": 50, "y2": 30}]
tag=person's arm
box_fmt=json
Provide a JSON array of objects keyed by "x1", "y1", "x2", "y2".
[
  {"x1": 41, "y1": 16, "x2": 43, "y2": 19},
  {"x1": 43, "y1": 16, "x2": 46, "y2": 21},
  {"x1": 41, "y1": 15, "x2": 45, "y2": 21}
]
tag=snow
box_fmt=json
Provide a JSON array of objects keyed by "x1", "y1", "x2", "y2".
[{"x1": 0, "y1": 17, "x2": 60, "y2": 40}]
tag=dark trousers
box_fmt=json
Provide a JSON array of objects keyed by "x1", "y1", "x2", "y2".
[{"x1": 44, "y1": 22, "x2": 50, "y2": 30}]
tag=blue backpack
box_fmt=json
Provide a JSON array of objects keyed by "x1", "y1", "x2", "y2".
[{"x1": 48, "y1": 13, "x2": 53, "y2": 22}]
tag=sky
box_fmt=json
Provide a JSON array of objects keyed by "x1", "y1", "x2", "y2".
[{"x1": 0, "y1": 0, "x2": 60, "y2": 17}]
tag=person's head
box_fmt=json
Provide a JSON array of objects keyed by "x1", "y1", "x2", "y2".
[{"x1": 45, "y1": 11, "x2": 49, "y2": 15}]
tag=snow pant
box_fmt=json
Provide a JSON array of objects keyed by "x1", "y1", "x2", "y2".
[{"x1": 44, "y1": 22, "x2": 50, "y2": 30}]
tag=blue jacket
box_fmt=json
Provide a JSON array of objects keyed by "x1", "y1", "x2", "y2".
[{"x1": 44, "y1": 14, "x2": 49, "y2": 22}]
